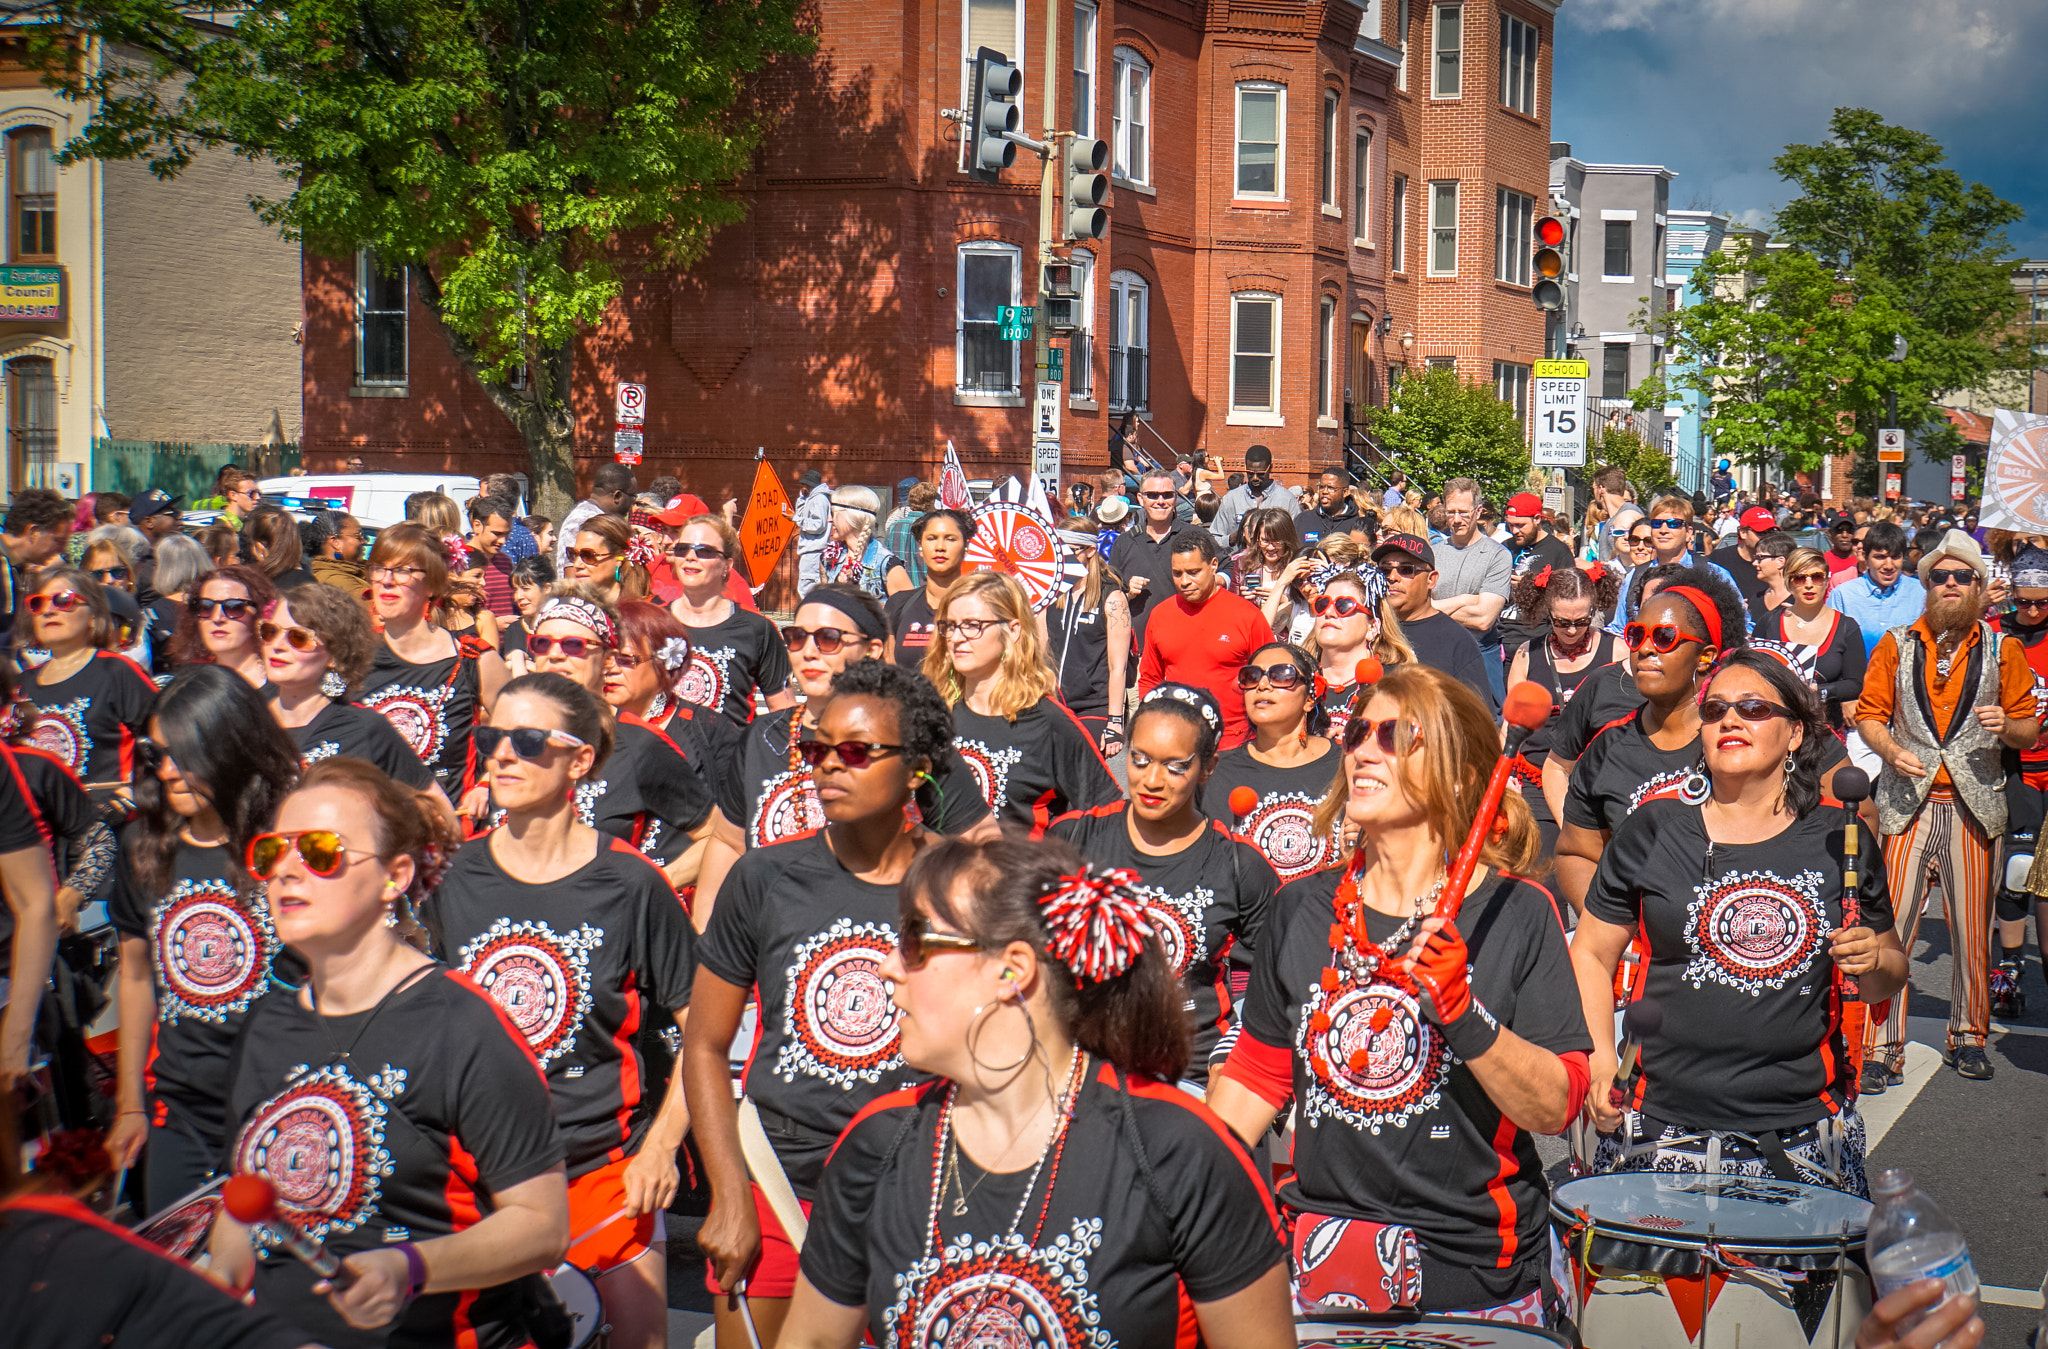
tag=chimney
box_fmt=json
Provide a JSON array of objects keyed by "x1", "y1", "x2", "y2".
[{"x1": 1550, "y1": 142, "x2": 1571, "y2": 160}]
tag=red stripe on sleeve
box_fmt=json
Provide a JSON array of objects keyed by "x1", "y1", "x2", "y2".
[
  {"x1": 1558, "y1": 1050, "x2": 1589, "y2": 1123},
  {"x1": 1216, "y1": 1028, "x2": 1294, "y2": 1109}
]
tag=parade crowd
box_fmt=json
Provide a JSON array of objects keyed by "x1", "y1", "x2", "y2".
[{"x1": 0, "y1": 452, "x2": 2014, "y2": 1349}]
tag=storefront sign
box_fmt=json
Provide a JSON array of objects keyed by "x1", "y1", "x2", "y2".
[{"x1": 0, "y1": 266, "x2": 63, "y2": 321}]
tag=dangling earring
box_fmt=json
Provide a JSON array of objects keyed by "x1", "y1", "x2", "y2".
[
  {"x1": 319, "y1": 670, "x2": 348, "y2": 700},
  {"x1": 966, "y1": 991, "x2": 1035, "y2": 1074},
  {"x1": 1679, "y1": 756, "x2": 1712, "y2": 805},
  {"x1": 646, "y1": 690, "x2": 668, "y2": 721},
  {"x1": 1785, "y1": 750, "x2": 1797, "y2": 774}
]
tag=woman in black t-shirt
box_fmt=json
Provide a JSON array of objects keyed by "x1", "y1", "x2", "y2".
[
  {"x1": 923, "y1": 570, "x2": 1119, "y2": 828},
  {"x1": 1506, "y1": 562, "x2": 1624, "y2": 862},
  {"x1": 1757, "y1": 546, "x2": 1867, "y2": 728},
  {"x1": 1043, "y1": 686, "x2": 1278, "y2": 1084},
  {"x1": 1042, "y1": 514, "x2": 1133, "y2": 755},
  {"x1": 884, "y1": 507, "x2": 973, "y2": 675},
  {"x1": 1572, "y1": 650, "x2": 1908, "y2": 1195},
  {"x1": 19, "y1": 568, "x2": 158, "y2": 795},
  {"x1": 167, "y1": 565, "x2": 277, "y2": 689},
  {"x1": 105, "y1": 667, "x2": 301, "y2": 1212},
  {"x1": 1209, "y1": 665, "x2": 1593, "y2": 1323},
  {"x1": 1208, "y1": 641, "x2": 1344, "y2": 883},
  {"x1": 787, "y1": 834, "x2": 1291, "y2": 1347},
  {"x1": 497, "y1": 552, "x2": 555, "y2": 676},
  {"x1": 685, "y1": 660, "x2": 956, "y2": 1349},
  {"x1": 425, "y1": 673, "x2": 693, "y2": 1348},
  {"x1": 1307, "y1": 568, "x2": 1412, "y2": 748},
  {"x1": 263, "y1": 584, "x2": 443, "y2": 804},
  {"x1": 667, "y1": 514, "x2": 794, "y2": 727},
  {"x1": 213, "y1": 757, "x2": 567, "y2": 1348}
]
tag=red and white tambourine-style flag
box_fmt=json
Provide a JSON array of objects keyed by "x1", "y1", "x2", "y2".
[
  {"x1": 939, "y1": 439, "x2": 973, "y2": 511},
  {"x1": 965, "y1": 477, "x2": 1087, "y2": 612}
]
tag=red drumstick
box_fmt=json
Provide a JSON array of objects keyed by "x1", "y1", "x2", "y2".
[
  {"x1": 1353, "y1": 656, "x2": 1384, "y2": 690},
  {"x1": 1436, "y1": 680, "x2": 1553, "y2": 923},
  {"x1": 223, "y1": 1174, "x2": 352, "y2": 1283},
  {"x1": 1228, "y1": 786, "x2": 1258, "y2": 822}
]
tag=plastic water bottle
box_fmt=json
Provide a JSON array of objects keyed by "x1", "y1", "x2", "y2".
[{"x1": 1867, "y1": 1168, "x2": 1979, "y2": 1332}]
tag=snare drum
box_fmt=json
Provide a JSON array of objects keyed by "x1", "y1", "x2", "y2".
[
  {"x1": 1297, "y1": 1316, "x2": 1567, "y2": 1346},
  {"x1": 1552, "y1": 1172, "x2": 1872, "y2": 1348},
  {"x1": 132, "y1": 1176, "x2": 226, "y2": 1261},
  {"x1": 543, "y1": 1263, "x2": 607, "y2": 1349}
]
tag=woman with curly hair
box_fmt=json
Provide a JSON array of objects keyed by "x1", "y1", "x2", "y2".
[
  {"x1": 168, "y1": 563, "x2": 277, "y2": 688},
  {"x1": 1505, "y1": 561, "x2": 1624, "y2": 860},
  {"x1": 923, "y1": 570, "x2": 1119, "y2": 827}
]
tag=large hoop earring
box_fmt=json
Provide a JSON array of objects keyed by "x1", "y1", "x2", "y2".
[{"x1": 966, "y1": 994, "x2": 1035, "y2": 1075}]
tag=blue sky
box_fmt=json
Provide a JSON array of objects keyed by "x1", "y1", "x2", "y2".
[{"x1": 1552, "y1": 0, "x2": 2048, "y2": 258}]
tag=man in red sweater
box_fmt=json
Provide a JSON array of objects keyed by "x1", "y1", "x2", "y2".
[{"x1": 1137, "y1": 531, "x2": 1275, "y2": 748}]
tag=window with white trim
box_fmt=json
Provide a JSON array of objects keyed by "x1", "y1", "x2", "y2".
[
  {"x1": 1495, "y1": 187, "x2": 1533, "y2": 286},
  {"x1": 1235, "y1": 83, "x2": 1284, "y2": 198},
  {"x1": 1073, "y1": 2, "x2": 1096, "y2": 137},
  {"x1": 1231, "y1": 292, "x2": 1280, "y2": 415},
  {"x1": 10, "y1": 129, "x2": 56, "y2": 261},
  {"x1": 963, "y1": 0, "x2": 1024, "y2": 100},
  {"x1": 1391, "y1": 174, "x2": 1407, "y2": 271},
  {"x1": 1604, "y1": 220, "x2": 1632, "y2": 278},
  {"x1": 1499, "y1": 14, "x2": 1537, "y2": 115},
  {"x1": 1109, "y1": 270, "x2": 1149, "y2": 411},
  {"x1": 356, "y1": 250, "x2": 408, "y2": 386},
  {"x1": 1602, "y1": 343, "x2": 1630, "y2": 399},
  {"x1": 1428, "y1": 180, "x2": 1458, "y2": 275},
  {"x1": 1066, "y1": 252, "x2": 1095, "y2": 400},
  {"x1": 957, "y1": 242, "x2": 1022, "y2": 394},
  {"x1": 1494, "y1": 361, "x2": 1530, "y2": 422},
  {"x1": 1432, "y1": 4, "x2": 1461, "y2": 98},
  {"x1": 1353, "y1": 129, "x2": 1373, "y2": 242},
  {"x1": 1111, "y1": 47, "x2": 1150, "y2": 185},
  {"x1": 1320, "y1": 91, "x2": 1339, "y2": 207},
  {"x1": 1319, "y1": 295, "x2": 1337, "y2": 419}
]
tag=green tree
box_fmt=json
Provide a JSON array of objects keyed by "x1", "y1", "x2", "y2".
[
  {"x1": 1365, "y1": 367, "x2": 1531, "y2": 502},
  {"x1": 1590, "y1": 427, "x2": 1675, "y2": 498},
  {"x1": 30, "y1": 0, "x2": 811, "y2": 514}
]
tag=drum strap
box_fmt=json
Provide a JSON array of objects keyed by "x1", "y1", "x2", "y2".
[
  {"x1": 738, "y1": 1097, "x2": 808, "y2": 1252},
  {"x1": 1752, "y1": 1128, "x2": 1801, "y2": 1184}
]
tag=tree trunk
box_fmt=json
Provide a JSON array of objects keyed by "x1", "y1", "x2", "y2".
[{"x1": 412, "y1": 264, "x2": 582, "y2": 521}]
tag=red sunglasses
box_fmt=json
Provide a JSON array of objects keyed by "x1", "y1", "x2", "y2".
[
  {"x1": 794, "y1": 739, "x2": 905, "y2": 770},
  {"x1": 27, "y1": 591, "x2": 86, "y2": 615},
  {"x1": 1342, "y1": 716, "x2": 1419, "y2": 756},
  {"x1": 1623, "y1": 622, "x2": 1699, "y2": 654},
  {"x1": 1310, "y1": 595, "x2": 1370, "y2": 618}
]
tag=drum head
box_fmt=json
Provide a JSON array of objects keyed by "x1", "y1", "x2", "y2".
[
  {"x1": 545, "y1": 1263, "x2": 604, "y2": 1349},
  {"x1": 1297, "y1": 1316, "x2": 1568, "y2": 1347},
  {"x1": 1553, "y1": 1172, "x2": 1870, "y2": 1250},
  {"x1": 132, "y1": 1176, "x2": 226, "y2": 1261}
]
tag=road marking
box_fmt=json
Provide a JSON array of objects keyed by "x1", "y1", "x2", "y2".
[
  {"x1": 1907, "y1": 1014, "x2": 2048, "y2": 1041},
  {"x1": 1861, "y1": 1040, "x2": 1941, "y2": 1151},
  {"x1": 1980, "y1": 1284, "x2": 2046, "y2": 1310}
]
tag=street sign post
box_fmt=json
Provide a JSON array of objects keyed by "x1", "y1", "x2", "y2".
[
  {"x1": 1953, "y1": 453, "x2": 1967, "y2": 501},
  {"x1": 1531, "y1": 359, "x2": 1588, "y2": 466},
  {"x1": 1878, "y1": 428, "x2": 1905, "y2": 462},
  {"x1": 997, "y1": 305, "x2": 1036, "y2": 341},
  {"x1": 615, "y1": 382, "x2": 646, "y2": 426}
]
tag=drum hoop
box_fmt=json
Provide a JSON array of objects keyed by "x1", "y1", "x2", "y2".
[
  {"x1": 1547, "y1": 1198, "x2": 1868, "y2": 1255},
  {"x1": 1294, "y1": 1312, "x2": 1569, "y2": 1346}
]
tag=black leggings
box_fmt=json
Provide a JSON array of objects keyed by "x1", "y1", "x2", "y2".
[{"x1": 144, "y1": 1114, "x2": 221, "y2": 1217}]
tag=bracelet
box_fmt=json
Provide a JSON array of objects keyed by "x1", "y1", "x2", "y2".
[
  {"x1": 116, "y1": 1109, "x2": 146, "y2": 1118},
  {"x1": 394, "y1": 1241, "x2": 428, "y2": 1306}
]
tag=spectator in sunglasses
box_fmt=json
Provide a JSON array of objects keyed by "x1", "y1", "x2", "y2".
[
  {"x1": 1108, "y1": 468, "x2": 1205, "y2": 646},
  {"x1": 1371, "y1": 534, "x2": 1497, "y2": 715},
  {"x1": 168, "y1": 563, "x2": 277, "y2": 688},
  {"x1": 1307, "y1": 569, "x2": 1412, "y2": 745}
]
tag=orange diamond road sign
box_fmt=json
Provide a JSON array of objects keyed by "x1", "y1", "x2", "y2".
[{"x1": 738, "y1": 458, "x2": 795, "y2": 587}]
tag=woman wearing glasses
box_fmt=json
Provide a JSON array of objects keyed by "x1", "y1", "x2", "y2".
[
  {"x1": 425, "y1": 673, "x2": 694, "y2": 1349},
  {"x1": 564, "y1": 512, "x2": 653, "y2": 605},
  {"x1": 1571, "y1": 650, "x2": 1906, "y2": 1194},
  {"x1": 1505, "y1": 563, "x2": 1623, "y2": 860},
  {"x1": 782, "y1": 835, "x2": 1292, "y2": 1348},
  {"x1": 20, "y1": 569, "x2": 159, "y2": 795},
  {"x1": 884, "y1": 507, "x2": 976, "y2": 674},
  {"x1": 212, "y1": 757, "x2": 569, "y2": 1347},
  {"x1": 684, "y1": 660, "x2": 953, "y2": 1349},
  {"x1": 1043, "y1": 513, "x2": 1131, "y2": 755},
  {"x1": 1208, "y1": 666, "x2": 1590, "y2": 1323},
  {"x1": 1041, "y1": 685, "x2": 1278, "y2": 1086},
  {"x1": 1308, "y1": 568, "x2": 1411, "y2": 747},
  {"x1": 666, "y1": 514, "x2": 794, "y2": 729},
  {"x1": 1208, "y1": 642, "x2": 1342, "y2": 883},
  {"x1": 1757, "y1": 545, "x2": 1867, "y2": 728},
  {"x1": 169, "y1": 564, "x2": 277, "y2": 688},
  {"x1": 925, "y1": 571, "x2": 1119, "y2": 827},
  {"x1": 105, "y1": 667, "x2": 301, "y2": 1209},
  {"x1": 358, "y1": 522, "x2": 510, "y2": 802},
  {"x1": 263, "y1": 583, "x2": 444, "y2": 802}
]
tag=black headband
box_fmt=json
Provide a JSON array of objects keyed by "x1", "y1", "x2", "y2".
[{"x1": 798, "y1": 586, "x2": 888, "y2": 642}]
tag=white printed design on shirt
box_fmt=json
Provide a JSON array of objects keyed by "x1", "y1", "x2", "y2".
[
  {"x1": 151, "y1": 879, "x2": 277, "y2": 1024},
  {"x1": 1298, "y1": 978, "x2": 1449, "y2": 1134},
  {"x1": 1684, "y1": 868, "x2": 1827, "y2": 996},
  {"x1": 679, "y1": 645, "x2": 735, "y2": 713},
  {"x1": 459, "y1": 917, "x2": 605, "y2": 1067},
  {"x1": 1134, "y1": 883, "x2": 1214, "y2": 976},
  {"x1": 235, "y1": 1062, "x2": 400, "y2": 1244},
  {"x1": 776, "y1": 917, "x2": 904, "y2": 1088},
  {"x1": 22, "y1": 696, "x2": 90, "y2": 773},
  {"x1": 751, "y1": 767, "x2": 825, "y2": 848},
  {"x1": 575, "y1": 779, "x2": 607, "y2": 826},
  {"x1": 302, "y1": 740, "x2": 342, "y2": 765},
  {"x1": 954, "y1": 739, "x2": 1025, "y2": 811},
  {"x1": 1240, "y1": 794, "x2": 1338, "y2": 879},
  {"x1": 362, "y1": 683, "x2": 454, "y2": 766},
  {"x1": 886, "y1": 1218, "x2": 1109, "y2": 1348}
]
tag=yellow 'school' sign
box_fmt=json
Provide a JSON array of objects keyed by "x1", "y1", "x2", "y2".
[{"x1": 1533, "y1": 359, "x2": 1589, "y2": 379}]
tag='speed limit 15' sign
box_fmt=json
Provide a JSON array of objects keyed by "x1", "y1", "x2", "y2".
[{"x1": 1531, "y1": 359, "x2": 1588, "y2": 467}]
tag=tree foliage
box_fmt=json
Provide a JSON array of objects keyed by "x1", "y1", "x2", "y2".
[
  {"x1": 1366, "y1": 367, "x2": 1532, "y2": 503},
  {"x1": 1590, "y1": 427, "x2": 1675, "y2": 498},
  {"x1": 28, "y1": 0, "x2": 811, "y2": 510}
]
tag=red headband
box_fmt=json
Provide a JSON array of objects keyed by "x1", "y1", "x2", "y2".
[{"x1": 1659, "y1": 585, "x2": 1723, "y2": 653}]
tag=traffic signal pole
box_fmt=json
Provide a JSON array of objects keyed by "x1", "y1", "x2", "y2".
[{"x1": 1036, "y1": 0, "x2": 1058, "y2": 399}]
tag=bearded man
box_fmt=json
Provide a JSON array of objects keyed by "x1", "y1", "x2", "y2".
[{"x1": 1855, "y1": 529, "x2": 2039, "y2": 1086}]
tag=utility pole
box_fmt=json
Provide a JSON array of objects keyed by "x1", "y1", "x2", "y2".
[{"x1": 1035, "y1": 0, "x2": 1059, "y2": 395}]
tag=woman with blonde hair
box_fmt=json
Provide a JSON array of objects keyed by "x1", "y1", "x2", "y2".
[
  {"x1": 1045, "y1": 514, "x2": 1132, "y2": 755},
  {"x1": 923, "y1": 570, "x2": 1119, "y2": 825}
]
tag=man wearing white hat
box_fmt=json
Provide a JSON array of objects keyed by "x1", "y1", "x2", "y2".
[{"x1": 1854, "y1": 528, "x2": 2040, "y2": 1086}]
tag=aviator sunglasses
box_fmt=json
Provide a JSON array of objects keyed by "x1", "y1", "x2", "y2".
[
  {"x1": 1341, "y1": 717, "x2": 1420, "y2": 756},
  {"x1": 247, "y1": 829, "x2": 382, "y2": 880},
  {"x1": 897, "y1": 915, "x2": 986, "y2": 969},
  {"x1": 258, "y1": 621, "x2": 321, "y2": 652}
]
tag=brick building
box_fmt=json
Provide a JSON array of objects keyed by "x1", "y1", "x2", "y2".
[{"x1": 302, "y1": 0, "x2": 1558, "y2": 507}]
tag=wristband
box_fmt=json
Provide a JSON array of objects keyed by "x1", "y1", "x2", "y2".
[
  {"x1": 1439, "y1": 996, "x2": 1501, "y2": 1062},
  {"x1": 395, "y1": 1241, "x2": 428, "y2": 1305}
]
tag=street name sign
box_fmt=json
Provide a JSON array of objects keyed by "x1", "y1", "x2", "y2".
[
  {"x1": 1531, "y1": 359, "x2": 1588, "y2": 466},
  {"x1": 997, "y1": 305, "x2": 1036, "y2": 341}
]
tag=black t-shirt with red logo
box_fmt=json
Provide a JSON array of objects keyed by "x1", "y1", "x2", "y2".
[
  {"x1": 1043, "y1": 803, "x2": 1278, "y2": 1078},
  {"x1": 424, "y1": 834, "x2": 693, "y2": 1175},
  {"x1": 1587, "y1": 796, "x2": 1894, "y2": 1132},
  {"x1": 357, "y1": 639, "x2": 484, "y2": 799},
  {"x1": 676, "y1": 607, "x2": 791, "y2": 728},
  {"x1": 801, "y1": 1065, "x2": 1286, "y2": 1347},
  {"x1": 109, "y1": 835, "x2": 282, "y2": 1141},
  {"x1": 20, "y1": 650, "x2": 156, "y2": 785},
  {"x1": 0, "y1": 744, "x2": 86, "y2": 968},
  {"x1": 226, "y1": 967, "x2": 564, "y2": 1349},
  {"x1": 695, "y1": 830, "x2": 930, "y2": 1197},
  {"x1": 584, "y1": 717, "x2": 715, "y2": 866},
  {"x1": 884, "y1": 588, "x2": 939, "y2": 672},
  {"x1": 1239, "y1": 870, "x2": 1590, "y2": 1309},
  {"x1": 288, "y1": 699, "x2": 435, "y2": 790},
  {"x1": 723, "y1": 706, "x2": 989, "y2": 851},
  {"x1": 951, "y1": 699, "x2": 1121, "y2": 828},
  {"x1": 1202, "y1": 742, "x2": 1344, "y2": 883},
  {"x1": 1567, "y1": 709, "x2": 1848, "y2": 836}
]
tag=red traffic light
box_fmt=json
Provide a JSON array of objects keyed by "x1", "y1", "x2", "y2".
[{"x1": 1535, "y1": 215, "x2": 1566, "y2": 247}]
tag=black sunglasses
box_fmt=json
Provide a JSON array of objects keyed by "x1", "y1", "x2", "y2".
[
  {"x1": 1926, "y1": 567, "x2": 1979, "y2": 587},
  {"x1": 189, "y1": 596, "x2": 257, "y2": 620},
  {"x1": 794, "y1": 739, "x2": 905, "y2": 770},
  {"x1": 474, "y1": 725, "x2": 589, "y2": 760},
  {"x1": 1699, "y1": 696, "x2": 1792, "y2": 724}
]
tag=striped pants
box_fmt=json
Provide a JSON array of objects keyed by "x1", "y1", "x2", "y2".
[{"x1": 1869, "y1": 791, "x2": 1993, "y2": 1066}]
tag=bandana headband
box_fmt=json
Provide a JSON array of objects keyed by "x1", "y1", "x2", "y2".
[
  {"x1": 2012, "y1": 549, "x2": 2048, "y2": 590},
  {"x1": 537, "y1": 596, "x2": 618, "y2": 648},
  {"x1": 799, "y1": 586, "x2": 890, "y2": 642},
  {"x1": 1659, "y1": 585, "x2": 1723, "y2": 653}
]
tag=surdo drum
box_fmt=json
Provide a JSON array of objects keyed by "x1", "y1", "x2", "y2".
[{"x1": 1296, "y1": 1316, "x2": 1567, "y2": 1347}]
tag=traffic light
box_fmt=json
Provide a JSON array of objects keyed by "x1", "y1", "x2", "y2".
[
  {"x1": 966, "y1": 48, "x2": 1021, "y2": 182},
  {"x1": 1042, "y1": 261, "x2": 1080, "y2": 331},
  {"x1": 1063, "y1": 136, "x2": 1109, "y2": 240},
  {"x1": 1532, "y1": 214, "x2": 1566, "y2": 311}
]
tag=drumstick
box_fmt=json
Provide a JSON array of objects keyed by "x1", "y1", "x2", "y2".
[
  {"x1": 1436, "y1": 681, "x2": 1553, "y2": 923},
  {"x1": 222, "y1": 1174, "x2": 354, "y2": 1284},
  {"x1": 1227, "y1": 786, "x2": 1258, "y2": 825},
  {"x1": 1832, "y1": 766, "x2": 1872, "y2": 996}
]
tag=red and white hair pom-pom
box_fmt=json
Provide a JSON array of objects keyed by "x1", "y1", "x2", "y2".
[
  {"x1": 1040, "y1": 863, "x2": 1155, "y2": 985},
  {"x1": 625, "y1": 532, "x2": 667, "y2": 570}
]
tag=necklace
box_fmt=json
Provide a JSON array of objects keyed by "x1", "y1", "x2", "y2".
[
  {"x1": 1329, "y1": 848, "x2": 1444, "y2": 993},
  {"x1": 922, "y1": 1045, "x2": 1085, "y2": 1260},
  {"x1": 944, "y1": 1136, "x2": 993, "y2": 1216},
  {"x1": 646, "y1": 690, "x2": 668, "y2": 722}
]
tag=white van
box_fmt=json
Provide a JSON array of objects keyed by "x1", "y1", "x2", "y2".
[{"x1": 257, "y1": 473, "x2": 508, "y2": 530}]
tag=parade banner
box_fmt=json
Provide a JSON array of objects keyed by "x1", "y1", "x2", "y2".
[
  {"x1": 939, "y1": 439, "x2": 972, "y2": 510},
  {"x1": 1978, "y1": 409, "x2": 2048, "y2": 533},
  {"x1": 736, "y1": 456, "x2": 795, "y2": 586},
  {"x1": 965, "y1": 477, "x2": 1086, "y2": 612}
]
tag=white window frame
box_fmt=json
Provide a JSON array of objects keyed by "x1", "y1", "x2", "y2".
[
  {"x1": 1390, "y1": 173, "x2": 1408, "y2": 272},
  {"x1": 1396, "y1": 0, "x2": 1411, "y2": 90},
  {"x1": 962, "y1": 0, "x2": 1026, "y2": 114},
  {"x1": 1494, "y1": 360, "x2": 1530, "y2": 423},
  {"x1": 1495, "y1": 187, "x2": 1533, "y2": 286},
  {"x1": 1432, "y1": 3, "x2": 1461, "y2": 99},
  {"x1": 1318, "y1": 295, "x2": 1338, "y2": 424},
  {"x1": 1499, "y1": 13, "x2": 1537, "y2": 115},
  {"x1": 1072, "y1": 1, "x2": 1097, "y2": 138},
  {"x1": 1111, "y1": 47, "x2": 1151, "y2": 186},
  {"x1": 1066, "y1": 251, "x2": 1095, "y2": 402},
  {"x1": 1229, "y1": 291, "x2": 1283, "y2": 425},
  {"x1": 1428, "y1": 179, "x2": 1458, "y2": 276},
  {"x1": 1109, "y1": 269, "x2": 1149, "y2": 413},
  {"x1": 356, "y1": 249, "x2": 409, "y2": 387},
  {"x1": 1234, "y1": 82, "x2": 1286, "y2": 201},
  {"x1": 956, "y1": 241, "x2": 1023, "y2": 397},
  {"x1": 1353, "y1": 128, "x2": 1373, "y2": 244},
  {"x1": 1603, "y1": 219, "x2": 1633, "y2": 282},
  {"x1": 1319, "y1": 90, "x2": 1339, "y2": 210}
]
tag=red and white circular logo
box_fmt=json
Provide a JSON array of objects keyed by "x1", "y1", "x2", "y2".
[
  {"x1": 1243, "y1": 797, "x2": 1332, "y2": 879},
  {"x1": 459, "y1": 917, "x2": 601, "y2": 1068},
  {"x1": 887, "y1": 1227, "x2": 1101, "y2": 1349},
  {"x1": 154, "y1": 882, "x2": 272, "y2": 1019},
  {"x1": 234, "y1": 1066, "x2": 386, "y2": 1236},
  {"x1": 775, "y1": 919, "x2": 903, "y2": 1086},
  {"x1": 678, "y1": 650, "x2": 729, "y2": 712},
  {"x1": 752, "y1": 770, "x2": 825, "y2": 847},
  {"x1": 21, "y1": 704, "x2": 85, "y2": 773},
  {"x1": 363, "y1": 686, "x2": 448, "y2": 764},
  {"x1": 1686, "y1": 870, "x2": 1824, "y2": 993},
  {"x1": 1301, "y1": 979, "x2": 1447, "y2": 1130}
]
